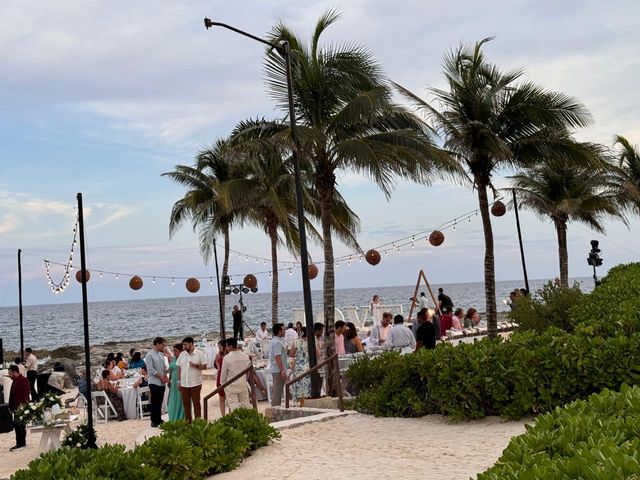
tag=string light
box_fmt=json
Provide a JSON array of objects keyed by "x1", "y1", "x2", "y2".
[
  {"x1": 171, "y1": 277, "x2": 175, "y2": 286},
  {"x1": 115, "y1": 274, "x2": 119, "y2": 280},
  {"x1": 44, "y1": 215, "x2": 78, "y2": 294}
]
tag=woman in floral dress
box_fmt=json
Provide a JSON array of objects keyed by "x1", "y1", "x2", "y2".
[{"x1": 290, "y1": 328, "x2": 311, "y2": 406}]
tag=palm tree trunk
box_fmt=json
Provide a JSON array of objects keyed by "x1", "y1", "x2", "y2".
[
  {"x1": 477, "y1": 182, "x2": 498, "y2": 337},
  {"x1": 318, "y1": 178, "x2": 338, "y2": 396},
  {"x1": 220, "y1": 224, "x2": 230, "y2": 339},
  {"x1": 555, "y1": 218, "x2": 569, "y2": 287},
  {"x1": 269, "y1": 224, "x2": 279, "y2": 325}
]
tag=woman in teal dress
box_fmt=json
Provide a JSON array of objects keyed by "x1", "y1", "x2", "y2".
[
  {"x1": 168, "y1": 343, "x2": 185, "y2": 421},
  {"x1": 290, "y1": 328, "x2": 311, "y2": 407}
]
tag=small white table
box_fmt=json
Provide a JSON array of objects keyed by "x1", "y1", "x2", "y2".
[{"x1": 30, "y1": 415, "x2": 78, "y2": 453}]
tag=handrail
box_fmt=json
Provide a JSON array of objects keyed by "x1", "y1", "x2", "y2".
[
  {"x1": 203, "y1": 363, "x2": 257, "y2": 420},
  {"x1": 285, "y1": 354, "x2": 344, "y2": 411}
]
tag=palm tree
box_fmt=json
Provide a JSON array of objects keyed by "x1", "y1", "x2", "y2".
[
  {"x1": 396, "y1": 38, "x2": 593, "y2": 336},
  {"x1": 613, "y1": 135, "x2": 640, "y2": 215},
  {"x1": 263, "y1": 10, "x2": 446, "y2": 373},
  {"x1": 162, "y1": 139, "x2": 241, "y2": 338},
  {"x1": 511, "y1": 158, "x2": 625, "y2": 286}
]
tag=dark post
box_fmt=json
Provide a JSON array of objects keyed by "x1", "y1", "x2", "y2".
[
  {"x1": 512, "y1": 189, "x2": 530, "y2": 294},
  {"x1": 76, "y1": 193, "x2": 96, "y2": 449},
  {"x1": 17, "y1": 249, "x2": 24, "y2": 360},
  {"x1": 212, "y1": 240, "x2": 225, "y2": 339}
]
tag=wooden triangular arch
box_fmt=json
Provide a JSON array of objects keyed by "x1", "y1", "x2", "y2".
[{"x1": 407, "y1": 269, "x2": 441, "y2": 321}]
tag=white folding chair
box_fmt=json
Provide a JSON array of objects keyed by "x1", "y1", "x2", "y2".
[
  {"x1": 137, "y1": 386, "x2": 151, "y2": 419},
  {"x1": 91, "y1": 391, "x2": 118, "y2": 424}
]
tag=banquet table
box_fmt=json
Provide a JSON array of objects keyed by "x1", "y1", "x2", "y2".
[
  {"x1": 0, "y1": 370, "x2": 11, "y2": 403},
  {"x1": 253, "y1": 368, "x2": 270, "y2": 402}
]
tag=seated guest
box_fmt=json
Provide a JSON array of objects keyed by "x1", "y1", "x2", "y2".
[
  {"x1": 344, "y1": 322, "x2": 364, "y2": 353},
  {"x1": 116, "y1": 352, "x2": 128, "y2": 370},
  {"x1": 133, "y1": 366, "x2": 149, "y2": 388},
  {"x1": 415, "y1": 308, "x2": 436, "y2": 351},
  {"x1": 439, "y1": 307, "x2": 453, "y2": 338},
  {"x1": 452, "y1": 308, "x2": 465, "y2": 330},
  {"x1": 128, "y1": 351, "x2": 146, "y2": 369},
  {"x1": 463, "y1": 308, "x2": 481, "y2": 328},
  {"x1": 13, "y1": 357, "x2": 26, "y2": 376},
  {"x1": 104, "y1": 359, "x2": 124, "y2": 380},
  {"x1": 369, "y1": 312, "x2": 392, "y2": 350},
  {"x1": 384, "y1": 315, "x2": 416, "y2": 352},
  {"x1": 94, "y1": 370, "x2": 126, "y2": 421}
]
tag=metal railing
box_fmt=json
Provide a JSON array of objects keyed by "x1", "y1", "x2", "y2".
[
  {"x1": 203, "y1": 364, "x2": 258, "y2": 420},
  {"x1": 285, "y1": 353, "x2": 344, "y2": 411}
]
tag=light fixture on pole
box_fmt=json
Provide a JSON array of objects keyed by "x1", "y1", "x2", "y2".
[{"x1": 203, "y1": 18, "x2": 319, "y2": 383}]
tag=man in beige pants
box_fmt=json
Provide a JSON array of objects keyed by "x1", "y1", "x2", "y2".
[{"x1": 220, "y1": 338, "x2": 251, "y2": 411}]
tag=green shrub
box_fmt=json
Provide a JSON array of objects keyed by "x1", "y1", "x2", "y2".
[
  {"x1": 509, "y1": 281, "x2": 584, "y2": 333},
  {"x1": 477, "y1": 384, "x2": 640, "y2": 479},
  {"x1": 220, "y1": 408, "x2": 281, "y2": 451},
  {"x1": 347, "y1": 329, "x2": 640, "y2": 421},
  {"x1": 61, "y1": 423, "x2": 95, "y2": 449},
  {"x1": 570, "y1": 262, "x2": 640, "y2": 337}
]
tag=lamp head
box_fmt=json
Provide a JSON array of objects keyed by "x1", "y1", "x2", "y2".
[{"x1": 204, "y1": 17, "x2": 214, "y2": 29}]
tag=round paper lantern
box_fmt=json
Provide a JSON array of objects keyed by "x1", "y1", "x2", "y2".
[
  {"x1": 186, "y1": 277, "x2": 200, "y2": 293},
  {"x1": 75, "y1": 269, "x2": 90, "y2": 283},
  {"x1": 429, "y1": 230, "x2": 445, "y2": 247},
  {"x1": 243, "y1": 274, "x2": 257, "y2": 289},
  {"x1": 491, "y1": 200, "x2": 506, "y2": 217},
  {"x1": 129, "y1": 275, "x2": 143, "y2": 291},
  {"x1": 365, "y1": 249, "x2": 381, "y2": 266},
  {"x1": 308, "y1": 263, "x2": 319, "y2": 280}
]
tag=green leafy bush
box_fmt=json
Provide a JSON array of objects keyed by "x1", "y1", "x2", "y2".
[
  {"x1": 477, "y1": 384, "x2": 640, "y2": 479},
  {"x1": 347, "y1": 329, "x2": 640, "y2": 420},
  {"x1": 509, "y1": 281, "x2": 584, "y2": 333},
  {"x1": 11, "y1": 411, "x2": 279, "y2": 480},
  {"x1": 220, "y1": 408, "x2": 281, "y2": 451},
  {"x1": 570, "y1": 262, "x2": 640, "y2": 337},
  {"x1": 61, "y1": 423, "x2": 95, "y2": 449}
]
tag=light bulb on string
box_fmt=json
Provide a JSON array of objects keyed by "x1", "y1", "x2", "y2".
[
  {"x1": 245, "y1": 256, "x2": 249, "y2": 262},
  {"x1": 209, "y1": 277, "x2": 213, "y2": 285},
  {"x1": 263, "y1": 260, "x2": 266, "y2": 266},
  {"x1": 288, "y1": 268, "x2": 292, "y2": 276},
  {"x1": 469, "y1": 216, "x2": 472, "y2": 223},
  {"x1": 171, "y1": 277, "x2": 175, "y2": 286},
  {"x1": 115, "y1": 273, "x2": 119, "y2": 280},
  {"x1": 99, "y1": 272, "x2": 103, "y2": 278},
  {"x1": 152, "y1": 277, "x2": 156, "y2": 284}
]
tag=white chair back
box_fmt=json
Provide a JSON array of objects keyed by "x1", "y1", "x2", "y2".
[
  {"x1": 137, "y1": 386, "x2": 151, "y2": 419},
  {"x1": 91, "y1": 390, "x2": 117, "y2": 424}
]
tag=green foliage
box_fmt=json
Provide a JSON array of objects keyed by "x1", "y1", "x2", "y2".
[
  {"x1": 477, "y1": 384, "x2": 640, "y2": 479},
  {"x1": 61, "y1": 423, "x2": 95, "y2": 449},
  {"x1": 347, "y1": 329, "x2": 640, "y2": 421},
  {"x1": 220, "y1": 408, "x2": 281, "y2": 451},
  {"x1": 11, "y1": 412, "x2": 279, "y2": 480},
  {"x1": 509, "y1": 281, "x2": 584, "y2": 333},
  {"x1": 570, "y1": 262, "x2": 640, "y2": 337}
]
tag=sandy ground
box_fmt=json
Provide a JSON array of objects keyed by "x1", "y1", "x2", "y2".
[
  {"x1": 0, "y1": 375, "x2": 527, "y2": 480},
  {"x1": 217, "y1": 414, "x2": 528, "y2": 480}
]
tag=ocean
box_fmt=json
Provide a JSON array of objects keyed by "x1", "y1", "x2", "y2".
[{"x1": 0, "y1": 277, "x2": 593, "y2": 351}]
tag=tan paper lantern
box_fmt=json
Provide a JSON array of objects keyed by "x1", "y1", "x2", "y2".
[
  {"x1": 429, "y1": 230, "x2": 445, "y2": 247},
  {"x1": 129, "y1": 275, "x2": 143, "y2": 291},
  {"x1": 308, "y1": 264, "x2": 319, "y2": 280},
  {"x1": 491, "y1": 200, "x2": 506, "y2": 217},
  {"x1": 75, "y1": 269, "x2": 90, "y2": 283},
  {"x1": 243, "y1": 274, "x2": 258, "y2": 289},
  {"x1": 365, "y1": 249, "x2": 381, "y2": 266},
  {"x1": 186, "y1": 277, "x2": 200, "y2": 293}
]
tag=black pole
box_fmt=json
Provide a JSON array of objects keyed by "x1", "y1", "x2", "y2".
[
  {"x1": 592, "y1": 265, "x2": 598, "y2": 287},
  {"x1": 77, "y1": 193, "x2": 96, "y2": 449},
  {"x1": 512, "y1": 189, "x2": 530, "y2": 294},
  {"x1": 212, "y1": 240, "x2": 225, "y2": 339},
  {"x1": 17, "y1": 249, "x2": 24, "y2": 360}
]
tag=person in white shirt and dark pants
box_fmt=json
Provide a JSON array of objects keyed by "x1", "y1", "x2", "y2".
[{"x1": 177, "y1": 336, "x2": 208, "y2": 422}]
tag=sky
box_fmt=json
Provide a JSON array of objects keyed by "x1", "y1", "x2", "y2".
[{"x1": 0, "y1": 0, "x2": 638, "y2": 307}]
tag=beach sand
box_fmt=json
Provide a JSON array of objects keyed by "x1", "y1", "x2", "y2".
[{"x1": 217, "y1": 414, "x2": 528, "y2": 480}]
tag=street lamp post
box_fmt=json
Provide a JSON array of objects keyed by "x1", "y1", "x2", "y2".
[{"x1": 203, "y1": 19, "x2": 319, "y2": 382}]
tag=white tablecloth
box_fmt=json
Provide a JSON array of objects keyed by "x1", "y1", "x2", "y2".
[
  {"x1": 1, "y1": 370, "x2": 11, "y2": 403},
  {"x1": 254, "y1": 369, "x2": 271, "y2": 402},
  {"x1": 119, "y1": 387, "x2": 138, "y2": 420}
]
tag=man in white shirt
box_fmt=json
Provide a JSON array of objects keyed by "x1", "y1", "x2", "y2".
[
  {"x1": 416, "y1": 292, "x2": 429, "y2": 310},
  {"x1": 369, "y1": 312, "x2": 392, "y2": 352},
  {"x1": 384, "y1": 315, "x2": 416, "y2": 352},
  {"x1": 177, "y1": 336, "x2": 208, "y2": 422},
  {"x1": 255, "y1": 322, "x2": 270, "y2": 359},
  {"x1": 220, "y1": 338, "x2": 252, "y2": 411},
  {"x1": 24, "y1": 348, "x2": 39, "y2": 401},
  {"x1": 284, "y1": 322, "x2": 298, "y2": 351},
  {"x1": 269, "y1": 323, "x2": 288, "y2": 406}
]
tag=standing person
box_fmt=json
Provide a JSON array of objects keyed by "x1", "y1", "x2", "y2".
[
  {"x1": 334, "y1": 320, "x2": 346, "y2": 355},
  {"x1": 214, "y1": 339, "x2": 228, "y2": 417},
  {"x1": 414, "y1": 292, "x2": 430, "y2": 310},
  {"x1": 8, "y1": 365, "x2": 30, "y2": 451},
  {"x1": 232, "y1": 305, "x2": 244, "y2": 341},
  {"x1": 255, "y1": 322, "x2": 270, "y2": 358},
  {"x1": 220, "y1": 338, "x2": 252, "y2": 411},
  {"x1": 437, "y1": 288, "x2": 454, "y2": 313},
  {"x1": 24, "y1": 348, "x2": 38, "y2": 402},
  {"x1": 177, "y1": 336, "x2": 208, "y2": 422},
  {"x1": 290, "y1": 328, "x2": 311, "y2": 406},
  {"x1": 415, "y1": 308, "x2": 437, "y2": 351},
  {"x1": 344, "y1": 322, "x2": 364, "y2": 353},
  {"x1": 269, "y1": 323, "x2": 288, "y2": 407},
  {"x1": 370, "y1": 295, "x2": 382, "y2": 326},
  {"x1": 313, "y1": 322, "x2": 325, "y2": 363},
  {"x1": 439, "y1": 308, "x2": 453, "y2": 338},
  {"x1": 284, "y1": 322, "x2": 298, "y2": 352},
  {"x1": 145, "y1": 337, "x2": 169, "y2": 428},
  {"x1": 13, "y1": 358, "x2": 26, "y2": 377},
  {"x1": 168, "y1": 343, "x2": 185, "y2": 421}
]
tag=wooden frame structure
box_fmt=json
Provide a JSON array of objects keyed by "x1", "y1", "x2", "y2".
[{"x1": 407, "y1": 269, "x2": 441, "y2": 321}]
